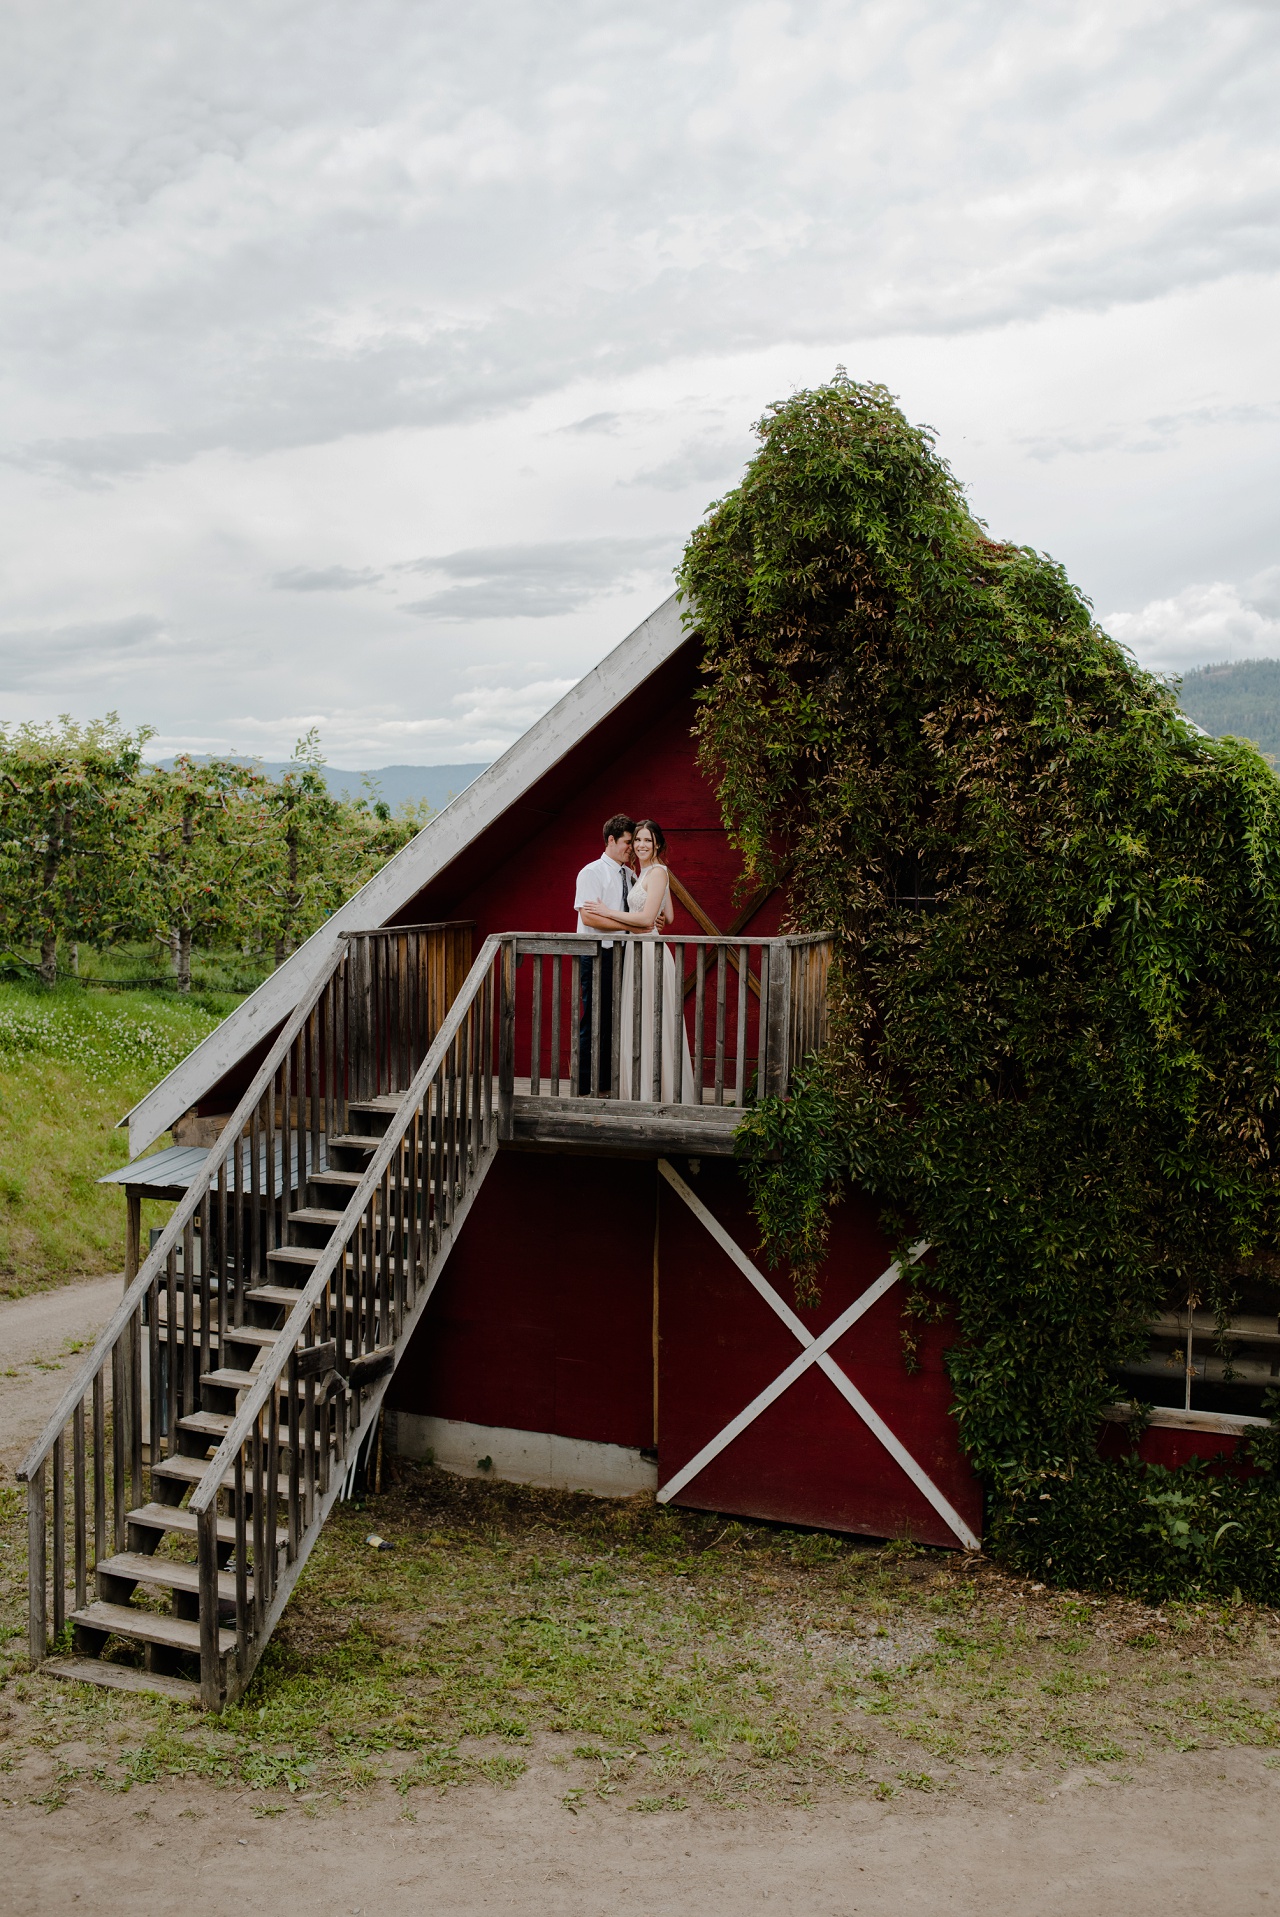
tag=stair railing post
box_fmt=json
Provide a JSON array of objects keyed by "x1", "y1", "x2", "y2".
[
  {"x1": 765, "y1": 938, "x2": 792, "y2": 1099},
  {"x1": 197, "y1": 1503, "x2": 222, "y2": 1711},
  {"x1": 27, "y1": 1461, "x2": 46, "y2": 1668},
  {"x1": 498, "y1": 938, "x2": 516, "y2": 1142},
  {"x1": 52, "y1": 1432, "x2": 66, "y2": 1644}
]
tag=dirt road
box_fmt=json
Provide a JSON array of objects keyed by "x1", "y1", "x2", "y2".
[
  {"x1": 0, "y1": 1273, "x2": 120, "y2": 1473},
  {"x1": 3, "y1": 1276, "x2": 1277, "y2": 1914},
  {"x1": 3, "y1": 1745, "x2": 1277, "y2": 1915}
]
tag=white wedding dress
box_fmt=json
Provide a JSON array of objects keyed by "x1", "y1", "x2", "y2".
[{"x1": 618, "y1": 866, "x2": 697, "y2": 1104}]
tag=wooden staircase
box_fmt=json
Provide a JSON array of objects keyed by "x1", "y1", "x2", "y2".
[
  {"x1": 20, "y1": 922, "x2": 832, "y2": 1710},
  {"x1": 20, "y1": 925, "x2": 497, "y2": 1710}
]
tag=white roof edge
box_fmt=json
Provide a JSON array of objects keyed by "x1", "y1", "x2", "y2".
[{"x1": 124, "y1": 592, "x2": 689, "y2": 1155}]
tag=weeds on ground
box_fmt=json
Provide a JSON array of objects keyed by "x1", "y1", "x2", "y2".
[{"x1": 1, "y1": 1466, "x2": 1279, "y2": 1814}]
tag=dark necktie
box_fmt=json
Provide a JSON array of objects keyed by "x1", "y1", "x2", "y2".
[{"x1": 620, "y1": 868, "x2": 631, "y2": 913}]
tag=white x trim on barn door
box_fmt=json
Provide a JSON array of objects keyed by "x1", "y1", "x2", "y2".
[{"x1": 656, "y1": 1160, "x2": 980, "y2": 1550}]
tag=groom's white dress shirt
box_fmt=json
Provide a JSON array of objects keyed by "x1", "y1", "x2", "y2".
[{"x1": 574, "y1": 854, "x2": 629, "y2": 945}]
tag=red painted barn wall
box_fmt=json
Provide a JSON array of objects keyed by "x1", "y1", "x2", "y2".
[
  {"x1": 381, "y1": 655, "x2": 983, "y2": 1544},
  {"x1": 395, "y1": 660, "x2": 782, "y2": 947},
  {"x1": 390, "y1": 1148, "x2": 985, "y2": 1550},
  {"x1": 386, "y1": 1152, "x2": 657, "y2": 1451},
  {"x1": 1095, "y1": 1421, "x2": 1259, "y2": 1475},
  {"x1": 194, "y1": 640, "x2": 778, "y2": 1115},
  {"x1": 657, "y1": 1161, "x2": 984, "y2": 1549}
]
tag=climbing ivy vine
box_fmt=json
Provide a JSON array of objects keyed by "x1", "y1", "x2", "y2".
[{"x1": 679, "y1": 375, "x2": 1280, "y2": 1522}]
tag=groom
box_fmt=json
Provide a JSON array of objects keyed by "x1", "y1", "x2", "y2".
[{"x1": 574, "y1": 812, "x2": 635, "y2": 1094}]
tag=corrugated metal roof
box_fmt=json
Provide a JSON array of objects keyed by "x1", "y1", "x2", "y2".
[
  {"x1": 98, "y1": 1136, "x2": 323, "y2": 1194},
  {"x1": 97, "y1": 1145, "x2": 210, "y2": 1192}
]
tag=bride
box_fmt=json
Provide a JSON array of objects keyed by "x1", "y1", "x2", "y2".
[{"x1": 583, "y1": 819, "x2": 695, "y2": 1103}]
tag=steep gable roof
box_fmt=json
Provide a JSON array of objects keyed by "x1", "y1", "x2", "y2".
[{"x1": 124, "y1": 592, "x2": 688, "y2": 1154}]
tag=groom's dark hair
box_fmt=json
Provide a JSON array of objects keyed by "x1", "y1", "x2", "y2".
[{"x1": 602, "y1": 813, "x2": 636, "y2": 844}]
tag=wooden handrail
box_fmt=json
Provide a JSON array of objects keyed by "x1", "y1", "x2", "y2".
[
  {"x1": 17, "y1": 933, "x2": 354, "y2": 1485},
  {"x1": 187, "y1": 935, "x2": 503, "y2": 1517},
  {"x1": 344, "y1": 921, "x2": 476, "y2": 937}
]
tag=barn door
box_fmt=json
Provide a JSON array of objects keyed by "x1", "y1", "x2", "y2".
[{"x1": 655, "y1": 1159, "x2": 982, "y2": 1549}]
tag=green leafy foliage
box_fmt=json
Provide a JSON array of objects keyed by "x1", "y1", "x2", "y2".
[
  {"x1": 0, "y1": 714, "x2": 153, "y2": 982},
  {"x1": 680, "y1": 374, "x2": 1280, "y2": 1516},
  {"x1": 992, "y1": 1456, "x2": 1280, "y2": 1604},
  {"x1": 125, "y1": 755, "x2": 279, "y2": 987}
]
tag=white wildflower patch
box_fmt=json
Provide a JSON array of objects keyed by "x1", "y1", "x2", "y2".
[{"x1": 0, "y1": 986, "x2": 221, "y2": 1089}]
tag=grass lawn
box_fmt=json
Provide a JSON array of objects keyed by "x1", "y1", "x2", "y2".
[
  {"x1": 2, "y1": 1464, "x2": 1277, "y2": 1815},
  {"x1": 0, "y1": 979, "x2": 235, "y2": 1297}
]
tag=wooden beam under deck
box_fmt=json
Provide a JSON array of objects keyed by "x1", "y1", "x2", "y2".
[{"x1": 507, "y1": 1094, "x2": 741, "y2": 1157}]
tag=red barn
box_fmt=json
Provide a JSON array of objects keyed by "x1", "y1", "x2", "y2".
[{"x1": 22, "y1": 597, "x2": 986, "y2": 1708}]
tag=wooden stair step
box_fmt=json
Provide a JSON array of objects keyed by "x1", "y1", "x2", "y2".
[
  {"x1": 287, "y1": 1207, "x2": 347, "y2": 1229},
  {"x1": 42, "y1": 1655, "x2": 201, "y2": 1705},
  {"x1": 177, "y1": 1412, "x2": 328, "y2": 1452},
  {"x1": 249, "y1": 1272, "x2": 369, "y2": 1303},
  {"x1": 177, "y1": 1409, "x2": 235, "y2": 1438},
  {"x1": 346, "y1": 1096, "x2": 401, "y2": 1115},
  {"x1": 246, "y1": 1284, "x2": 309, "y2": 1309},
  {"x1": 157, "y1": 1322, "x2": 281, "y2": 1349},
  {"x1": 267, "y1": 1244, "x2": 325, "y2": 1266},
  {"x1": 201, "y1": 1367, "x2": 259, "y2": 1391},
  {"x1": 128, "y1": 1501, "x2": 241, "y2": 1546},
  {"x1": 97, "y1": 1551, "x2": 252, "y2": 1603},
  {"x1": 72, "y1": 1599, "x2": 235, "y2": 1657},
  {"x1": 307, "y1": 1169, "x2": 366, "y2": 1189},
  {"x1": 327, "y1": 1134, "x2": 380, "y2": 1152},
  {"x1": 153, "y1": 1455, "x2": 291, "y2": 1498}
]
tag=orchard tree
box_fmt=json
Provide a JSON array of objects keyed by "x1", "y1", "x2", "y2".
[
  {"x1": 129, "y1": 757, "x2": 276, "y2": 990},
  {"x1": 0, "y1": 714, "x2": 151, "y2": 982},
  {"x1": 262, "y1": 732, "x2": 345, "y2": 965},
  {"x1": 261, "y1": 738, "x2": 432, "y2": 964}
]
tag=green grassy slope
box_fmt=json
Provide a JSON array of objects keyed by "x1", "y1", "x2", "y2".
[{"x1": 0, "y1": 981, "x2": 233, "y2": 1296}]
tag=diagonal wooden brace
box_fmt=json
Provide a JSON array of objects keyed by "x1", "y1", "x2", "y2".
[{"x1": 655, "y1": 1160, "x2": 978, "y2": 1550}]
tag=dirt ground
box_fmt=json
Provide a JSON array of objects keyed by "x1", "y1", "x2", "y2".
[
  {"x1": 4, "y1": 1277, "x2": 1279, "y2": 1915},
  {"x1": 3, "y1": 1748, "x2": 1278, "y2": 1916},
  {"x1": 0, "y1": 1274, "x2": 121, "y2": 1475}
]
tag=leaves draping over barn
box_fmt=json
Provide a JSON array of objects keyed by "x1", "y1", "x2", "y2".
[{"x1": 681, "y1": 373, "x2": 1280, "y2": 1489}]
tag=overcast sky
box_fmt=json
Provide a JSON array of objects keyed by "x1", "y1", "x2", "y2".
[{"x1": 2, "y1": 0, "x2": 1278, "y2": 765}]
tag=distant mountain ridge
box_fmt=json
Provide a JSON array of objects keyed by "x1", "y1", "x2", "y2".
[
  {"x1": 1176, "y1": 660, "x2": 1280, "y2": 763},
  {"x1": 154, "y1": 760, "x2": 490, "y2": 811}
]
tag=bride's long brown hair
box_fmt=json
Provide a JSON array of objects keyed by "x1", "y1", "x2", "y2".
[{"x1": 633, "y1": 819, "x2": 667, "y2": 865}]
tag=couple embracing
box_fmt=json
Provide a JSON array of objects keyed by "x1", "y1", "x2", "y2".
[{"x1": 573, "y1": 812, "x2": 695, "y2": 1102}]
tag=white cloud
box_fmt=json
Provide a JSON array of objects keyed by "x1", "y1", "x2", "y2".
[
  {"x1": 400, "y1": 535, "x2": 678, "y2": 619},
  {"x1": 0, "y1": 614, "x2": 170, "y2": 691},
  {"x1": 4, "y1": 3, "x2": 1280, "y2": 478},
  {"x1": 451, "y1": 678, "x2": 579, "y2": 736},
  {"x1": 271, "y1": 565, "x2": 382, "y2": 592},
  {"x1": 0, "y1": 1, "x2": 1278, "y2": 766},
  {"x1": 1106, "y1": 569, "x2": 1280, "y2": 672},
  {"x1": 624, "y1": 432, "x2": 754, "y2": 492}
]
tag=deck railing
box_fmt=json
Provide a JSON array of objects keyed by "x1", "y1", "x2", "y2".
[{"x1": 499, "y1": 932, "x2": 830, "y2": 1111}]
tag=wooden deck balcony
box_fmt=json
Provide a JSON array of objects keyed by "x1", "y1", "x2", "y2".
[
  {"x1": 104, "y1": 927, "x2": 834, "y2": 1205},
  {"x1": 495, "y1": 931, "x2": 831, "y2": 1157}
]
